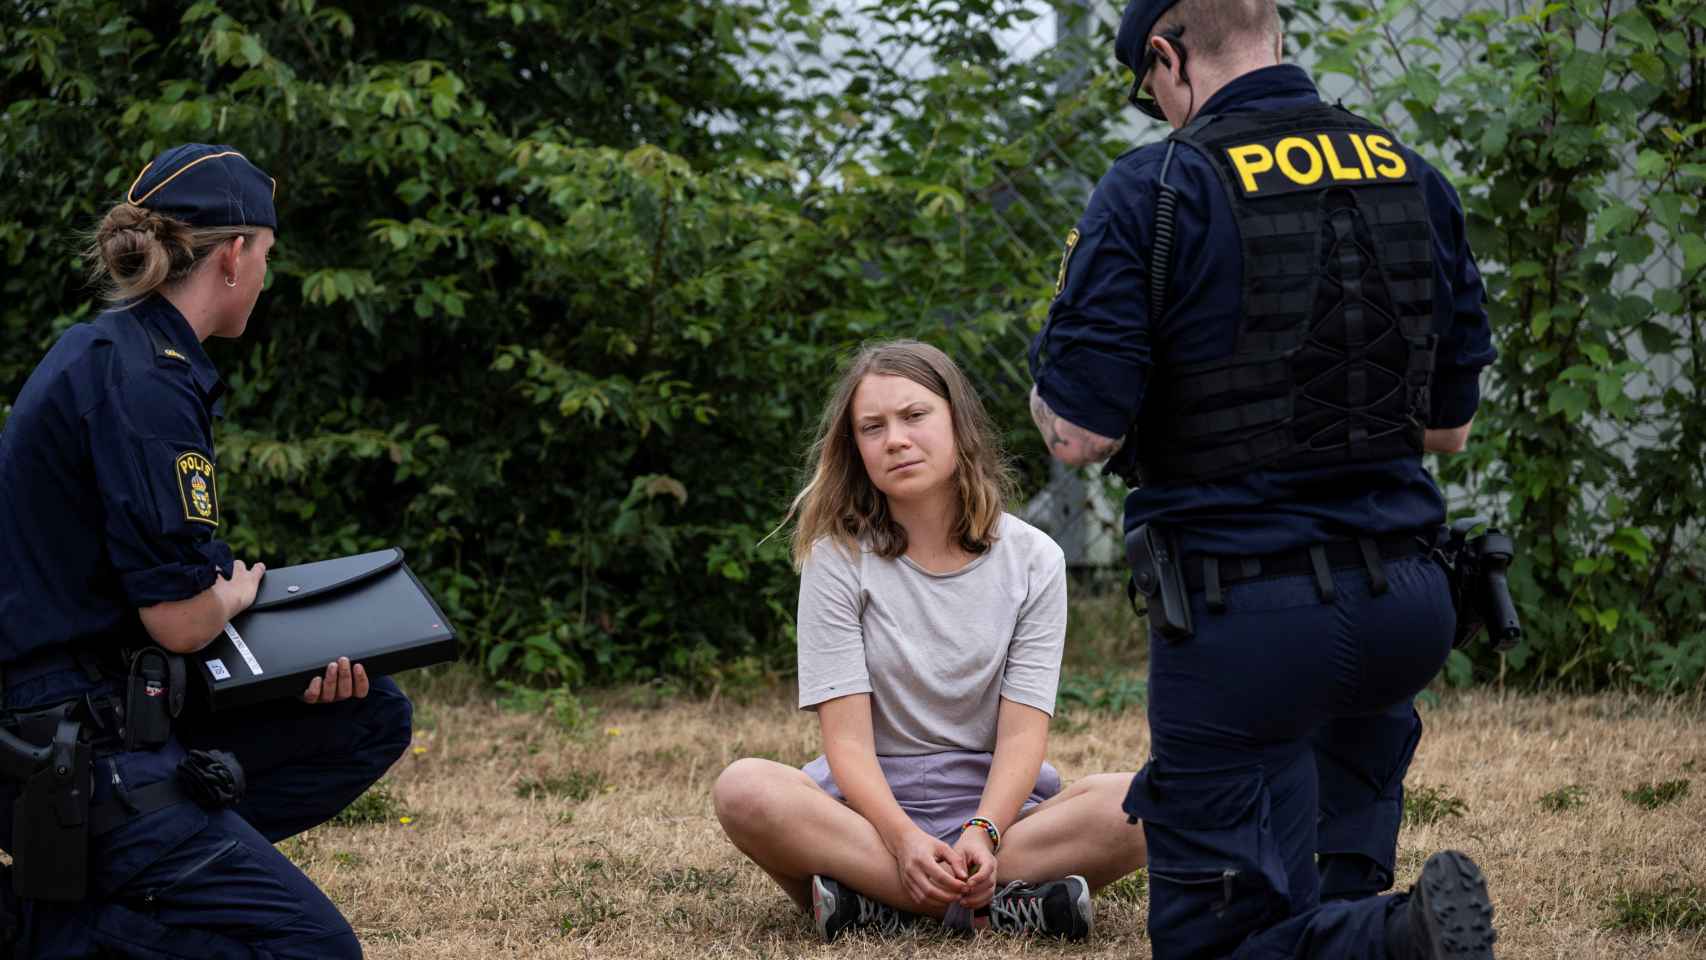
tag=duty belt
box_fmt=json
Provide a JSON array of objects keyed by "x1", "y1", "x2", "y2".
[{"x1": 1185, "y1": 531, "x2": 1430, "y2": 610}]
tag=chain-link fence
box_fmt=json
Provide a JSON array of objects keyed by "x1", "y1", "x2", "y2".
[
  {"x1": 747, "y1": 1, "x2": 1696, "y2": 568},
  {"x1": 930, "y1": 0, "x2": 1696, "y2": 564}
]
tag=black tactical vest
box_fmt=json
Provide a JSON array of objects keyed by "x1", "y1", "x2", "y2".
[{"x1": 1131, "y1": 104, "x2": 1437, "y2": 486}]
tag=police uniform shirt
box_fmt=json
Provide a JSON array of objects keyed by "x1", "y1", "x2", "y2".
[
  {"x1": 1033, "y1": 64, "x2": 1497, "y2": 557},
  {"x1": 0, "y1": 295, "x2": 233, "y2": 707}
]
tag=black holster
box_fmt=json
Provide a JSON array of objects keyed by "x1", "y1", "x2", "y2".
[
  {"x1": 8, "y1": 704, "x2": 91, "y2": 902},
  {"x1": 1126, "y1": 523, "x2": 1194, "y2": 640}
]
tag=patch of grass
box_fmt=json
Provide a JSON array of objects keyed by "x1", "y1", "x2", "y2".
[
  {"x1": 497, "y1": 681, "x2": 595, "y2": 734},
  {"x1": 557, "y1": 889, "x2": 626, "y2": 935},
  {"x1": 1056, "y1": 670, "x2": 1147, "y2": 717},
  {"x1": 726, "y1": 740, "x2": 813, "y2": 768},
  {"x1": 1607, "y1": 879, "x2": 1706, "y2": 933},
  {"x1": 1539, "y1": 785, "x2": 1589, "y2": 812},
  {"x1": 650, "y1": 867, "x2": 736, "y2": 896},
  {"x1": 1403, "y1": 784, "x2": 1468, "y2": 826},
  {"x1": 515, "y1": 769, "x2": 606, "y2": 802},
  {"x1": 332, "y1": 851, "x2": 364, "y2": 867},
  {"x1": 331, "y1": 782, "x2": 407, "y2": 826},
  {"x1": 1062, "y1": 581, "x2": 1146, "y2": 673},
  {"x1": 1623, "y1": 778, "x2": 1690, "y2": 810},
  {"x1": 1097, "y1": 869, "x2": 1147, "y2": 904}
]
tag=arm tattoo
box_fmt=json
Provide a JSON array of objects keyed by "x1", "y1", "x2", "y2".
[{"x1": 1029, "y1": 386, "x2": 1127, "y2": 466}]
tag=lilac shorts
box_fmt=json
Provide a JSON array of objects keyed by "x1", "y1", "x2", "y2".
[{"x1": 802, "y1": 751, "x2": 1063, "y2": 842}]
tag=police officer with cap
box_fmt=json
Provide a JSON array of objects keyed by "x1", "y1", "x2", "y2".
[
  {"x1": 1027, "y1": 1, "x2": 1499, "y2": 957},
  {"x1": 0, "y1": 144, "x2": 412, "y2": 957}
]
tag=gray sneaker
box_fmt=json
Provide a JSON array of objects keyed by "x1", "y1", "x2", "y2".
[
  {"x1": 985, "y1": 875, "x2": 1093, "y2": 940},
  {"x1": 810, "y1": 875, "x2": 917, "y2": 942}
]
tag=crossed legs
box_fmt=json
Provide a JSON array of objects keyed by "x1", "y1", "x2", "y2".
[{"x1": 712, "y1": 758, "x2": 1146, "y2": 915}]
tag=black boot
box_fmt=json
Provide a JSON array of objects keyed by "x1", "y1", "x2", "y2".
[{"x1": 1391, "y1": 850, "x2": 1497, "y2": 959}]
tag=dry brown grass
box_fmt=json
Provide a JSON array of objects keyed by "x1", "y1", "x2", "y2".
[{"x1": 295, "y1": 659, "x2": 1706, "y2": 959}]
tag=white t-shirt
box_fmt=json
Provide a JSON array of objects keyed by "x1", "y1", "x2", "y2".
[{"x1": 795, "y1": 513, "x2": 1068, "y2": 756}]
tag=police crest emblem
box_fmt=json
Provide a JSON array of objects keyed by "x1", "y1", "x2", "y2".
[
  {"x1": 1055, "y1": 227, "x2": 1081, "y2": 297},
  {"x1": 175, "y1": 451, "x2": 219, "y2": 526}
]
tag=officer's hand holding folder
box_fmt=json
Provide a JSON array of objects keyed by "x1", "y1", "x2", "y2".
[{"x1": 194, "y1": 548, "x2": 457, "y2": 711}]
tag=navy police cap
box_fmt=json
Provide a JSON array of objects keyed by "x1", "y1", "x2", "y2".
[
  {"x1": 1116, "y1": 0, "x2": 1187, "y2": 73},
  {"x1": 125, "y1": 144, "x2": 278, "y2": 231}
]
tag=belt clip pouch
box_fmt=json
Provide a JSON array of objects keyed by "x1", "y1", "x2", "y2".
[
  {"x1": 12, "y1": 713, "x2": 91, "y2": 901},
  {"x1": 1144, "y1": 525, "x2": 1194, "y2": 640},
  {"x1": 124, "y1": 647, "x2": 178, "y2": 751}
]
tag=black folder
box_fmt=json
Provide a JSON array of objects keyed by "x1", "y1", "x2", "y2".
[{"x1": 192, "y1": 548, "x2": 458, "y2": 711}]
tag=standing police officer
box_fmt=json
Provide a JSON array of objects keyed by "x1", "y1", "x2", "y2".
[
  {"x1": 1028, "y1": 2, "x2": 1499, "y2": 958},
  {"x1": 0, "y1": 145, "x2": 412, "y2": 957}
]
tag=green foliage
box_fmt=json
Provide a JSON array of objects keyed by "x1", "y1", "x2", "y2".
[
  {"x1": 1296, "y1": 0, "x2": 1706, "y2": 691},
  {"x1": 1538, "y1": 784, "x2": 1589, "y2": 813},
  {"x1": 1056, "y1": 669, "x2": 1148, "y2": 716},
  {"x1": 0, "y1": 1, "x2": 1123, "y2": 688},
  {"x1": 496, "y1": 680, "x2": 594, "y2": 733},
  {"x1": 1607, "y1": 879, "x2": 1706, "y2": 933},
  {"x1": 1622, "y1": 778, "x2": 1691, "y2": 810},
  {"x1": 1403, "y1": 783, "x2": 1469, "y2": 826},
  {"x1": 330, "y1": 781, "x2": 407, "y2": 826},
  {"x1": 1097, "y1": 868, "x2": 1148, "y2": 904}
]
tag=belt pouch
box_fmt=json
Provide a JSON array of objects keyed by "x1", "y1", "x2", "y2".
[
  {"x1": 11, "y1": 712, "x2": 91, "y2": 901},
  {"x1": 124, "y1": 648, "x2": 177, "y2": 751}
]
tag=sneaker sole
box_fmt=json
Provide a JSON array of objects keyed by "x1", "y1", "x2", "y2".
[
  {"x1": 811, "y1": 875, "x2": 836, "y2": 943},
  {"x1": 1070, "y1": 874, "x2": 1094, "y2": 941},
  {"x1": 1415, "y1": 851, "x2": 1496, "y2": 959}
]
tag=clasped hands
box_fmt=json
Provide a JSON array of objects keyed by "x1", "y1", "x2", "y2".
[{"x1": 885, "y1": 823, "x2": 998, "y2": 911}]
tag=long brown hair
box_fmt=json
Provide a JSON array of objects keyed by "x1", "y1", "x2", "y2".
[
  {"x1": 783, "y1": 340, "x2": 1016, "y2": 570},
  {"x1": 83, "y1": 202, "x2": 257, "y2": 303}
]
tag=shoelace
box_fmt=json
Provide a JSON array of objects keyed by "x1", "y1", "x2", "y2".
[
  {"x1": 854, "y1": 893, "x2": 907, "y2": 934},
  {"x1": 988, "y1": 881, "x2": 1052, "y2": 933}
]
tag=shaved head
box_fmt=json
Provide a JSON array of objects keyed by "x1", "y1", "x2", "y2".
[{"x1": 1153, "y1": 0, "x2": 1282, "y2": 58}]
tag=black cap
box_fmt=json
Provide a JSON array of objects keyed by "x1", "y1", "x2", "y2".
[
  {"x1": 1116, "y1": 0, "x2": 1187, "y2": 72},
  {"x1": 125, "y1": 144, "x2": 278, "y2": 232}
]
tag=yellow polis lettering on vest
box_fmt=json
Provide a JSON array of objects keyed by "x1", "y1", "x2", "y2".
[
  {"x1": 174, "y1": 451, "x2": 219, "y2": 526},
  {"x1": 1274, "y1": 137, "x2": 1323, "y2": 185},
  {"x1": 1317, "y1": 134, "x2": 1363, "y2": 180},
  {"x1": 1228, "y1": 144, "x2": 1274, "y2": 193},
  {"x1": 1224, "y1": 130, "x2": 1411, "y2": 196},
  {"x1": 1363, "y1": 134, "x2": 1408, "y2": 179}
]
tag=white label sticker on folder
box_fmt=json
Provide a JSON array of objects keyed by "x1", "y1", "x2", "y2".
[
  {"x1": 206, "y1": 658, "x2": 230, "y2": 681},
  {"x1": 223, "y1": 622, "x2": 263, "y2": 676}
]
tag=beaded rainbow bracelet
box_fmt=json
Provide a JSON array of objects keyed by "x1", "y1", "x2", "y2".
[{"x1": 961, "y1": 816, "x2": 1001, "y2": 852}]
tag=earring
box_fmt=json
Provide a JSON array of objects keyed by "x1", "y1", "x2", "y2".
[{"x1": 225, "y1": 275, "x2": 237, "y2": 287}]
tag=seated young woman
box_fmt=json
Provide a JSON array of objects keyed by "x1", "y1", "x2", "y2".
[{"x1": 713, "y1": 339, "x2": 1147, "y2": 942}]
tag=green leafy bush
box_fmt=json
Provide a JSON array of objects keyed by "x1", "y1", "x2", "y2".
[
  {"x1": 1403, "y1": 783, "x2": 1469, "y2": 826},
  {"x1": 1296, "y1": 0, "x2": 1706, "y2": 691},
  {"x1": 0, "y1": 1, "x2": 1121, "y2": 687}
]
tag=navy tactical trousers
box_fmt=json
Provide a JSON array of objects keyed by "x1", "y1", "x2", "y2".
[
  {"x1": 1123, "y1": 554, "x2": 1453, "y2": 960},
  {"x1": 4, "y1": 674, "x2": 413, "y2": 959}
]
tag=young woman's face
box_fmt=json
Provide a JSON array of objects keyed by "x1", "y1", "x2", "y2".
[{"x1": 850, "y1": 373, "x2": 958, "y2": 504}]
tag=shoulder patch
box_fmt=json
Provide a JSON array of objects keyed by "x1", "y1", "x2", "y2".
[
  {"x1": 160, "y1": 347, "x2": 189, "y2": 363},
  {"x1": 1054, "y1": 228, "x2": 1081, "y2": 297},
  {"x1": 175, "y1": 451, "x2": 219, "y2": 526}
]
